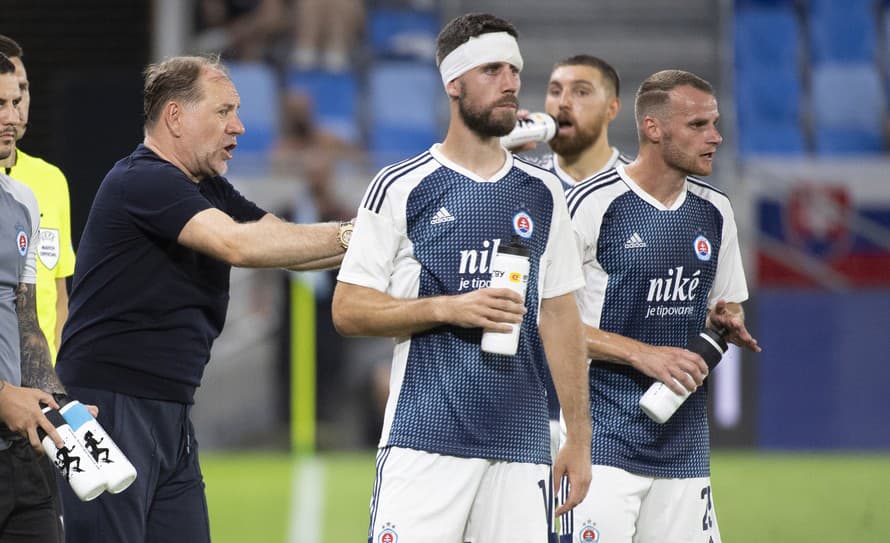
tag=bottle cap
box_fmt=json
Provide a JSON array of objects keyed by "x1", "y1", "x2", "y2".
[
  {"x1": 699, "y1": 328, "x2": 728, "y2": 353},
  {"x1": 497, "y1": 236, "x2": 530, "y2": 257}
]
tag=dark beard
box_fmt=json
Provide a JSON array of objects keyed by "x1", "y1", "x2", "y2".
[
  {"x1": 458, "y1": 85, "x2": 517, "y2": 138},
  {"x1": 548, "y1": 118, "x2": 602, "y2": 157}
]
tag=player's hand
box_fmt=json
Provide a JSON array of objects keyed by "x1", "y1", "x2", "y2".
[
  {"x1": 708, "y1": 299, "x2": 761, "y2": 353},
  {"x1": 553, "y1": 434, "x2": 592, "y2": 516},
  {"x1": 506, "y1": 109, "x2": 538, "y2": 153},
  {"x1": 0, "y1": 382, "x2": 63, "y2": 451},
  {"x1": 631, "y1": 344, "x2": 709, "y2": 395},
  {"x1": 441, "y1": 288, "x2": 526, "y2": 332}
]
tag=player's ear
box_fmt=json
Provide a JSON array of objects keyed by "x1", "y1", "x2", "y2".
[
  {"x1": 642, "y1": 115, "x2": 661, "y2": 143},
  {"x1": 445, "y1": 78, "x2": 461, "y2": 100},
  {"x1": 607, "y1": 96, "x2": 621, "y2": 122}
]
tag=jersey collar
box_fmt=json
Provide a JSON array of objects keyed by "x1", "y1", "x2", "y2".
[
  {"x1": 616, "y1": 163, "x2": 688, "y2": 211},
  {"x1": 553, "y1": 147, "x2": 621, "y2": 187},
  {"x1": 430, "y1": 143, "x2": 514, "y2": 184}
]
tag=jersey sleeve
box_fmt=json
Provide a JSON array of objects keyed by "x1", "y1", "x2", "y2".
[
  {"x1": 708, "y1": 200, "x2": 749, "y2": 307},
  {"x1": 221, "y1": 178, "x2": 268, "y2": 222},
  {"x1": 121, "y1": 166, "x2": 214, "y2": 241},
  {"x1": 336, "y1": 193, "x2": 402, "y2": 293},
  {"x1": 569, "y1": 194, "x2": 607, "y2": 328},
  {"x1": 540, "y1": 188, "x2": 585, "y2": 299}
]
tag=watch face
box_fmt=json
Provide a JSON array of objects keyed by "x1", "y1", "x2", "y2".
[{"x1": 339, "y1": 223, "x2": 354, "y2": 249}]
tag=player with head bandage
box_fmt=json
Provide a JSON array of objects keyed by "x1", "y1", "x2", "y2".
[{"x1": 333, "y1": 12, "x2": 592, "y2": 543}]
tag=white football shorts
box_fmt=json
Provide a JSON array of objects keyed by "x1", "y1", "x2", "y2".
[
  {"x1": 368, "y1": 446, "x2": 551, "y2": 543},
  {"x1": 559, "y1": 465, "x2": 721, "y2": 543}
]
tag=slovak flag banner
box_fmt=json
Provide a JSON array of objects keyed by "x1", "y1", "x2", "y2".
[{"x1": 749, "y1": 160, "x2": 890, "y2": 289}]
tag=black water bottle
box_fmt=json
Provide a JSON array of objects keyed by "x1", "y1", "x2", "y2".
[{"x1": 639, "y1": 329, "x2": 728, "y2": 424}]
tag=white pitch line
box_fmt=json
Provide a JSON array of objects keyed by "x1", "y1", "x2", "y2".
[{"x1": 289, "y1": 456, "x2": 324, "y2": 543}]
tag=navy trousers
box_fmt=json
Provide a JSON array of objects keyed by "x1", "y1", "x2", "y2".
[
  {"x1": 58, "y1": 387, "x2": 210, "y2": 543},
  {"x1": 0, "y1": 433, "x2": 62, "y2": 543}
]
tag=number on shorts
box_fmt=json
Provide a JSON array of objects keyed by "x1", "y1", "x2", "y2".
[{"x1": 700, "y1": 485, "x2": 713, "y2": 532}]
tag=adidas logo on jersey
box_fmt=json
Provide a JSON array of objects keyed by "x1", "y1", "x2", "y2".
[
  {"x1": 624, "y1": 232, "x2": 647, "y2": 248},
  {"x1": 430, "y1": 207, "x2": 456, "y2": 225}
]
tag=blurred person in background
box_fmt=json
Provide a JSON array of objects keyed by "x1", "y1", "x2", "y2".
[
  {"x1": 289, "y1": 0, "x2": 365, "y2": 71},
  {"x1": 53, "y1": 55, "x2": 352, "y2": 543},
  {"x1": 561, "y1": 69, "x2": 761, "y2": 543},
  {"x1": 332, "y1": 13, "x2": 591, "y2": 542},
  {"x1": 0, "y1": 35, "x2": 76, "y2": 364},
  {"x1": 193, "y1": 0, "x2": 289, "y2": 61},
  {"x1": 0, "y1": 52, "x2": 67, "y2": 543}
]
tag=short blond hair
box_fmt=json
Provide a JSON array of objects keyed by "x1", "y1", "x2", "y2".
[{"x1": 634, "y1": 70, "x2": 714, "y2": 141}]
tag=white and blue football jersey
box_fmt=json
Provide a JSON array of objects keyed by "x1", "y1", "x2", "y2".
[
  {"x1": 338, "y1": 145, "x2": 584, "y2": 464},
  {"x1": 534, "y1": 147, "x2": 632, "y2": 192},
  {"x1": 566, "y1": 164, "x2": 748, "y2": 478}
]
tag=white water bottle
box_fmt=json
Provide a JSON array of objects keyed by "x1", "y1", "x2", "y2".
[
  {"x1": 481, "y1": 240, "x2": 530, "y2": 356},
  {"x1": 38, "y1": 407, "x2": 107, "y2": 502},
  {"x1": 639, "y1": 329, "x2": 728, "y2": 424},
  {"x1": 60, "y1": 400, "x2": 137, "y2": 494},
  {"x1": 500, "y1": 112, "x2": 557, "y2": 148}
]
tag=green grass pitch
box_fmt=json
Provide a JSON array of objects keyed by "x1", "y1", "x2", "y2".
[{"x1": 202, "y1": 450, "x2": 890, "y2": 542}]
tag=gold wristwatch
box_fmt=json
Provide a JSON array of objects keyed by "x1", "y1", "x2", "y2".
[{"x1": 337, "y1": 220, "x2": 354, "y2": 250}]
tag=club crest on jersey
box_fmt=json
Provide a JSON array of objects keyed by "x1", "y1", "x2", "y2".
[
  {"x1": 578, "y1": 523, "x2": 599, "y2": 542},
  {"x1": 15, "y1": 226, "x2": 28, "y2": 257},
  {"x1": 513, "y1": 211, "x2": 534, "y2": 239},
  {"x1": 378, "y1": 523, "x2": 398, "y2": 543},
  {"x1": 693, "y1": 234, "x2": 712, "y2": 262}
]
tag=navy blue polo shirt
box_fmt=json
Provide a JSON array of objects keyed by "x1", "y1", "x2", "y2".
[{"x1": 56, "y1": 144, "x2": 267, "y2": 403}]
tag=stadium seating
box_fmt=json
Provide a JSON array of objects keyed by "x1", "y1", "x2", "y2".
[
  {"x1": 368, "y1": 8, "x2": 439, "y2": 62},
  {"x1": 808, "y1": 0, "x2": 877, "y2": 64},
  {"x1": 738, "y1": 119, "x2": 806, "y2": 155},
  {"x1": 734, "y1": 5, "x2": 805, "y2": 155},
  {"x1": 812, "y1": 63, "x2": 885, "y2": 128},
  {"x1": 734, "y1": 8, "x2": 801, "y2": 72},
  {"x1": 735, "y1": 0, "x2": 888, "y2": 156},
  {"x1": 224, "y1": 62, "x2": 279, "y2": 153},
  {"x1": 811, "y1": 63, "x2": 885, "y2": 154},
  {"x1": 368, "y1": 61, "x2": 442, "y2": 165},
  {"x1": 814, "y1": 127, "x2": 884, "y2": 154},
  {"x1": 286, "y1": 69, "x2": 360, "y2": 144},
  {"x1": 736, "y1": 65, "x2": 805, "y2": 155},
  {"x1": 736, "y1": 65, "x2": 801, "y2": 124}
]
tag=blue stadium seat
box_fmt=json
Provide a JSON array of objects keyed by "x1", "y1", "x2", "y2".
[
  {"x1": 737, "y1": 118, "x2": 805, "y2": 155},
  {"x1": 736, "y1": 65, "x2": 801, "y2": 124},
  {"x1": 286, "y1": 69, "x2": 360, "y2": 143},
  {"x1": 734, "y1": 0, "x2": 795, "y2": 6},
  {"x1": 814, "y1": 127, "x2": 884, "y2": 154},
  {"x1": 368, "y1": 8, "x2": 439, "y2": 61},
  {"x1": 369, "y1": 61, "x2": 440, "y2": 127},
  {"x1": 811, "y1": 63, "x2": 886, "y2": 155},
  {"x1": 812, "y1": 63, "x2": 885, "y2": 131},
  {"x1": 225, "y1": 62, "x2": 279, "y2": 153},
  {"x1": 368, "y1": 61, "x2": 442, "y2": 164},
  {"x1": 885, "y1": 10, "x2": 890, "y2": 85},
  {"x1": 369, "y1": 125, "x2": 440, "y2": 168},
  {"x1": 808, "y1": 0, "x2": 877, "y2": 63},
  {"x1": 734, "y1": 8, "x2": 801, "y2": 72}
]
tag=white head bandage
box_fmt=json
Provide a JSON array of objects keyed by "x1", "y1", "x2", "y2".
[{"x1": 438, "y1": 31, "x2": 523, "y2": 87}]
